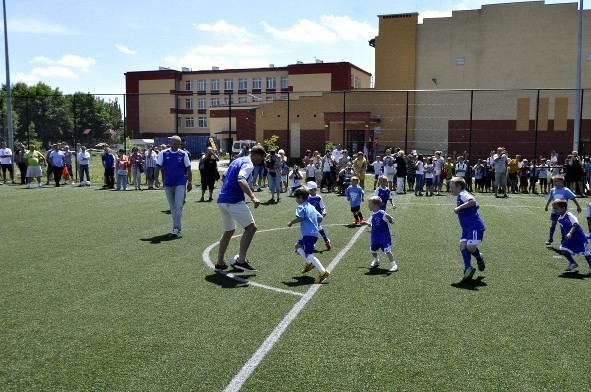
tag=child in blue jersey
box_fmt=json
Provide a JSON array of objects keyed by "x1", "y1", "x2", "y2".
[
  {"x1": 346, "y1": 176, "x2": 365, "y2": 224},
  {"x1": 287, "y1": 187, "x2": 330, "y2": 284},
  {"x1": 553, "y1": 199, "x2": 591, "y2": 272},
  {"x1": 544, "y1": 175, "x2": 582, "y2": 245},
  {"x1": 363, "y1": 196, "x2": 398, "y2": 272},
  {"x1": 450, "y1": 176, "x2": 486, "y2": 282},
  {"x1": 305, "y1": 181, "x2": 331, "y2": 250},
  {"x1": 374, "y1": 175, "x2": 395, "y2": 211}
]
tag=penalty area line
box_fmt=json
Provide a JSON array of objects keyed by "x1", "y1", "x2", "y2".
[{"x1": 223, "y1": 225, "x2": 366, "y2": 392}]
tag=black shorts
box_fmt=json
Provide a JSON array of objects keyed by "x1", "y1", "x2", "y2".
[{"x1": 350, "y1": 205, "x2": 360, "y2": 213}]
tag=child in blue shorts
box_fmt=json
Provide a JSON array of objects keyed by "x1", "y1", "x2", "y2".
[
  {"x1": 553, "y1": 198, "x2": 591, "y2": 272},
  {"x1": 346, "y1": 176, "x2": 365, "y2": 224},
  {"x1": 364, "y1": 196, "x2": 398, "y2": 272},
  {"x1": 287, "y1": 186, "x2": 330, "y2": 284},
  {"x1": 305, "y1": 181, "x2": 331, "y2": 250},
  {"x1": 374, "y1": 175, "x2": 395, "y2": 211},
  {"x1": 544, "y1": 175, "x2": 582, "y2": 245},
  {"x1": 450, "y1": 176, "x2": 486, "y2": 282}
]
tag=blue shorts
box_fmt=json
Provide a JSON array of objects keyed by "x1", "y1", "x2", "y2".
[
  {"x1": 298, "y1": 235, "x2": 318, "y2": 255},
  {"x1": 460, "y1": 229, "x2": 484, "y2": 245},
  {"x1": 370, "y1": 242, "x2": 392, "y2": 253}
]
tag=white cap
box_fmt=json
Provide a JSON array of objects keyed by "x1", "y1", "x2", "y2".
[{"x1": 305, "y1": 181, "x2": 317, "y2": 189}]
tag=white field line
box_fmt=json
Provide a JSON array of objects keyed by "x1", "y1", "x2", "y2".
[
  {"x1": 202, "y1": 223, "x2": 354, "y2": 297},
  {"x1": 223, "y1": 225, "x2": 367, "y2": 392}
]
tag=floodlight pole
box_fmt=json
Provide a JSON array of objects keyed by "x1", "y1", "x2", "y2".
[
  {"x1": 3, "y1": 0, "x2": 13, "y2": 151},
  {"x1": 573, "y1": 0, "x2": 583, "y2": 152}
]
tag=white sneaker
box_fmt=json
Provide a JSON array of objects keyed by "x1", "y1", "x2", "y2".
[
  {"x1": 370, "y1": 259, "x2": 380, "y2": 268},
  {"x1": 25, "y1": 184, "x2": 30, "y2": 189},
  {"x1": 389, "y1": 261, "x2": 399, "y2": 272},
  {"x1": 566, "y1": 262, "x2": 578, "y2": 272},
  {"x1": 171, "y1": 228, "x2": 180, "y2": 238}
]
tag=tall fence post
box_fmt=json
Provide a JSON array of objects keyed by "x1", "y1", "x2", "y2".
[
  {"x1": 404, "y1": 91, "x2": 409, "y2": 152},
  {"x1": 468, "y1": 90, "x2": 474, "y2": 162},
  {"x1": 534, "y1": 89, "x2": 540, "y2": 173}
]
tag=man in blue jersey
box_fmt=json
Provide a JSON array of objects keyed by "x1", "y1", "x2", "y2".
[
  {"x1": 215, "y1": 144, "x2": 266, "y2": 272},
  {"x1": 450, "y1": 176, "x2": 486, "y2": 282},
  {"x1": 154, "y1": 136, "x2": 192, "y2": 238}
]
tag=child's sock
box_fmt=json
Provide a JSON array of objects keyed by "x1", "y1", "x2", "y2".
[
  {"x1": 470, "y1": 247, "x2": 483, "y2": 261},
  {"x1": 358, "y1": 212, "x2": 364, "y2": 220},
  {"x1": 564, "y1": 252, "x2": 576, "y2": 264},
  {"x1": 585, "y1": 255, "x2": 591, "y2": 267},
  {"x1": 549, "y1": 226, "x2": 556, "y2": 240},
  {"x1": 461, "y1": 248, "x2": 472, "y2": 269},
  {"x1": 319, "y1": 229, "x2": 328, "y2": 242},
  {"x1": 306, "y1": 254, "x2": 326, "y2": 273},
  {"x1": 296, "y1": 247, "x2": 307, "y2": 260}
]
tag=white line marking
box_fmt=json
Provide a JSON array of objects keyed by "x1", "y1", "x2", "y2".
[{"x1": 223, "y1": 225, "x2": 366, "y2": 392}]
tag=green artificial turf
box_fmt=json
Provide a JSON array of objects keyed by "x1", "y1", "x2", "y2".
[{"x1": 1, "y1": 178, "x2": 590, "y2": 391}]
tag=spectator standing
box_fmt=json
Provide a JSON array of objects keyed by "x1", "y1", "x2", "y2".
[
  {"x1": 144, "y1": 144, "x2": 157, "y2": 189},
  {"x1": 266, "y1": 149, "x2": 282, "y2": 203},
  {"x1": 47, "y1": 144, "x2": 65, "y2": 187},
  {"x1": 0, "y1": 141, "x2": 15, "y2": 184},
  {"x1": 14, "y1": 143, "x2": 27, "y2": 185},
  {"x1": 24, "y1": 144, "x2": 46, "y2": 188},
  {"x1": 115, "y1": 149, "x2": 129, "y2": 191},
  {"x1": 199, "y1": 147, "x2": 219, "y2": 201},
  {"x1": 63, "y1": 145, "x2": 74, "y2": 185},
  {"x1": 352, "y1": 151, "x2": 367, "y2": 189},
  {"x1": 214, "y1": 145, "x2": 266, "y2": 272},
  {"x1": 395, "y1": 150, "x2": 407, "y2": 194},
  {"x1": 102, "y1": 147, "x2": 115, "y2": 189},
  {"x1": 155, "y1": 135, "x2": 192, "y2": 237},
  {"x1": 129, "y1": 147, "x2": 143, "y2": 190},
  {"x1": 493, "y1": 147, "x2": 509, "y2": 198},
  {"x1": 77, "y1": 146, "x2": 91, "y2": 186}
]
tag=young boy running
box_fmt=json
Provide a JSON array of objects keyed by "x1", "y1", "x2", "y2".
[
  {"x1": 364, "y1": 196, "x2": 399, "y2": 272},
  {"x1": 374, "y1": 175, "x2": 395, "y2": 211},
  {"x1": 306, "y1": 181, "x2": 331, "y2": 250},
  {"x1": 450, "y1": 176, "x2": 486, "y2": 282},
  {"x1": 544, "y1": 175, "x2": 582, "y2": 245},
  {"x1": 346, "y1": 176, "x2": 365, "y2": 224},
  {"x1": 553, "y1": 198, "x2": 591, "y2": 272},
  {"x1": 287, "y1": 187, "x2": 330, "y2": 284}
]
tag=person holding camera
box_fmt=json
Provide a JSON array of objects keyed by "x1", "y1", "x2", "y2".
[
  {"x1": 199, "y1": 147, "x2": 219, "y2": 201},
  {"x1": 266, "y1": 150, "x2": 282, "y2": 203}
]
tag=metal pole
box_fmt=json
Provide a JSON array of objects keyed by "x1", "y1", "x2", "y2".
[
  {"x1": 573, "y1": 0, "x2": 584, "y2": 152},
  {"x1": 286, "y1": 91, "x2": 290, "y2": 156},
  {"x1": 534, "y1": 89, "x2": 540, "y2": 172},
  {"x1": 468, "y1": 90, "x2": 474, "y2": 161},
  {"x1": 25, "y1": 95, "x2": 29, "y2": 145},
  {"x1": 73, "y1": 94, "x2": 78, "y2": 181},
  {"x1": 404, "y1": 91, "x2": 409, "y2": 152},
  {"x1": 228, "y1": 93, "x2": 232, "y2": 151},
  {"x1": 342, "y1": 90, "x2": 346, "y2": 148},
  {"x1": 3, "y1": 0, "x2": 13, "y2": 151}
]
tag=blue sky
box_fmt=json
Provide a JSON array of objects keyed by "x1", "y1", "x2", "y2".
[{"x1": 0, "y1": 0, "x2": 584, "y2": 95}]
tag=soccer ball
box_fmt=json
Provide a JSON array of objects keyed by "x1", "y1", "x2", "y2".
[{"x1": 86, "y1": 181, "x2": 92, "y2": 186}]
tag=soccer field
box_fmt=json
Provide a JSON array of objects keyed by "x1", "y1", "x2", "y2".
[{"x1": 1, "y1": 182, "x2": 590, "y2": 391}]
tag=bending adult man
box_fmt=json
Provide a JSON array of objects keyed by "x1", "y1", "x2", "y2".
[
  {"x1": 215, "y1": 144, "x2": 266, "y2": 272},
  {"x1": 155, "y1": 135, "x2": 192, "y2": 238}
]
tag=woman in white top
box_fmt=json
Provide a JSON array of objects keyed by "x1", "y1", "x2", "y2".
[{"x1": 414, "y1": 154, "x2": 425, "y2": 196}]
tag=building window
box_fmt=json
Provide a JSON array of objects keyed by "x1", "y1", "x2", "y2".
[
  {"x1": 224, "y1": 78, "x2": 234, "y2": 90},
  {"x1": 252, "y1": 77, "x2": 262, "y2": 89},
  {"x1": 198, "y1": 98, "x2": 207, "y2": 109},
  {"x1": 185, "y1": 98, "x2": 193, "y2": 110},
  {"x1": 456, "y1": 57, "x2": 465, "y2": 65},
  {"x1": 266, "y1": 77, "x2": 276, "y2": 89},
  {"x1": 185, "y1": 117, "x2": 194, "y2": 128},
  {"x1": 211, "y1": 98, "x2": 220, "y2": 107},
  {"x1": 211, "y1": 79, "x2": 220, "y2": 91},
  {"x1": 197, "y1": 79, "x2": 206, "y2": 91},
  {"x1": 198, "y1": 117, "x2": 207, "y2": 128},
  {"x1": 280, "y1": 76, "x2": 288, "y2": 89},
  {"x1": 224, "y1": 96, "x2": 235, "y2": 105},
  {"x1": 266, "y1": 95, "x2": 275, "y2": 102},
  {"x1": 238, "y1": 96, "x2": 247, "y2": 103},
  {"x1": 238, "y1": 78, "x2": 247, "y2": 89},
  {"x1": 185, "y1": 80, "x2": 193, "y2": 91}
]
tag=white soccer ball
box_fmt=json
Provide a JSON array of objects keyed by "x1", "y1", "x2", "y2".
[{"x1": 86, "y1": 181, "x2": 92, "y2": 186}]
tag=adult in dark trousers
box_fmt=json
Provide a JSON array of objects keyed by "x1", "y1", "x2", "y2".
[
  {"x1": 47, "y1": 144, "x2": 65, "y2": 187},
  {"x1": 14, "y1": 143, "x2": 27, "y2": 184},
  {"x1": 394, "y1": 150, "x2": 407, "y2": 194},
  {"x1": 199, "y1": 146, "x2": 219, "y2": 201},
  {"x1": 102, "y1": 146, "x2": 115, "y2": 189}
]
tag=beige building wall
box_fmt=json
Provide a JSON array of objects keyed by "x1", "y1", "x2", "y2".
[
  {"x1": 138, "y1": 79, "x2": 176, "y2": 133},
  {"x1": 415, "y1": 2, "x2": 591, "y2": 90},
  {"x1": 288, "y1": 74, "x2": 332, "y2": 92}
]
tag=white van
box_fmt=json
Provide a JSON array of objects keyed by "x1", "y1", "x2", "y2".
[{"x1": 232, "y1": 140, "x2": 257, "y2": 155}]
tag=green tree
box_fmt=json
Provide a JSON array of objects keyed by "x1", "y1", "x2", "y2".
[{"x1": 263, "y1": 135, "x2": 279, "y2": 152}]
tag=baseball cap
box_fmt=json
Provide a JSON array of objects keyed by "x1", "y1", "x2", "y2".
[{"x1": 305, "y1": 181, "x2": 317, "y2": 189}]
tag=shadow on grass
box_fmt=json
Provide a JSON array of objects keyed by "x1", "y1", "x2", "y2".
[
  {"x1": 345, "y1": 224, "x2": 361, "y2": 229},
  {"x1": 450, "y1": 276, "x2": 487, "y2": 291},
  {"x1": 282, "y1": 275, "x2": 315, "y2": 287},
  {"x1": 204, "y1": 273, "x2": 249, "y2": 288},
  {"x1": 558, "y1": 271, "x2": 591, "y2": 280},
  {"x1": 363, "y1": 267, "x2": 392, "y2": 276},
  {"x1": 140, "y1": 234, "x2": 178, "y2": 244},
  {"x1": 161, "y1": 209, "x2": 171, "y2": 214},
  {"x1": 259, "y1": 200, "x2": 277, "y2": 206}
]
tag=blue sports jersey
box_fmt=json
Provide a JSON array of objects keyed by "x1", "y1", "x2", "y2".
[
  {"x1": 456, "y1": 190, "x2": 486, "y2": 232},
  {"x1": 308, "y1": 194, "x2": 325, "y2": 214},
  {"x1": 346, "y1": 185, "x2": 364, "y2": 207},
  {"x1": 369, "y1": 209, "x2": 391, "y2": 246},
  {"x1": 156, "y1": 149, "x2": 191, "y2": 187},
  {"x1": 296, "y1": 201, "x2": 322, "y2": 238},
  {"x1": 558, "y1": 211, "x2": 589, "y2": 255},
  {"x1": 549, "y1": 186, "x2": 577, "y2": 213},
  {"x1": 218, "y1": 157, "x2": 254, "y2": 204},
  {"x1": 374, "y1": 186, "x2": 392, "y2": 210}
]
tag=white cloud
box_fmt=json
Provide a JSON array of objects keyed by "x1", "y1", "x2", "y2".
[
  {"x1": 30, "y1": 66, "x2": 77, "y2": 78},
  {"x1": 13, "y1": 73, "x2": 39, "y2": 85},
  {"x1": 195, "y1": 20, "x2": 254, "y2": 42},
  {"x1": 8, "y1": 18, "x2": 71, "y2": 34},
  {"x1": 319, "y1": 15, "x2": 377, "y2": 41},
  {"x1": 116, "y1": 44, "x2": 137, "y2": 55},
  {"x1": 31, "y1": 54, "x2": 96, "y2": 72},
  {"x1": 263, "y1": 19, "x2": 337, "y2": 43}
]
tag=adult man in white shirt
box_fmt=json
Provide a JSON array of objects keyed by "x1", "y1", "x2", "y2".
[
  {"x1": 0, "y1": 141, "x2": 15, "y2": 184},
  {"x1": 493, "y1": 146, "x2": 508, "y2": 198},
  {"x1": 331, "y1": 144, "x2": 343, "y2": 163}
]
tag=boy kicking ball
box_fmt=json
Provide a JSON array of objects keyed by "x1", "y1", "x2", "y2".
[
  {"x1": 553, "y1": 198, "x2": 591, "y2": 273},
  {"x1": 363, "y1": 196, "x2": 398, "y2": 272},
  {"x1": 450, "y1": 176, "x2": 486, "y2": 282},
  {"x1": 287, "y1": 186, "x2": 330, "y2": 284}
]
